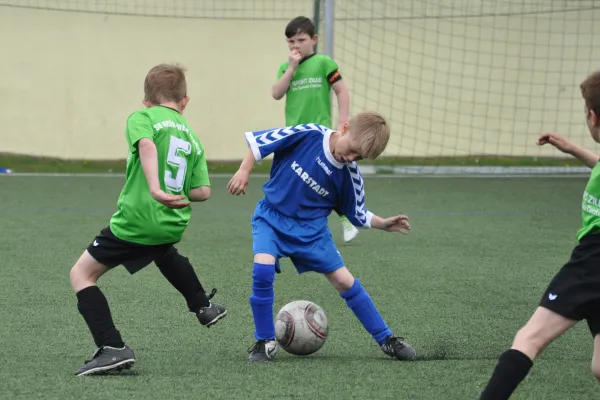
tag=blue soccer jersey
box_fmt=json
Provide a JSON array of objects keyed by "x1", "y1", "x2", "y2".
[{"x1": 245, "y1": 123, "x2": 374, "y2": 229}]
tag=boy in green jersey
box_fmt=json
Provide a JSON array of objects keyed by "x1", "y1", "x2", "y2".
[
  {"x1": 272, "y1": 16, "x2": 359, "y2": 243},
  {"x1": 69, "y1": 64, "x2": 227, "y2": 376},
  {"x1": 480, "y1": 71, "x2": 600, "y2": 399}
]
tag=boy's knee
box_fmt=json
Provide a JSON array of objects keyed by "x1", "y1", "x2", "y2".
[
  {"x1": 325, "y1": 267, "x2": 354, "y2": 293},
  {"x1": 252, "y1": 262, "x2": 276, "y2": 287},
  {"x1": 591, "y1": 362, "x2": 600, "y2": 381},
  {"x1": 155, "y1": 247, "x2": 189, "y2": 270},
  {"x1": 254, "y1": 253, "x2": 276, "y2": 265},
  {"x1": 512, "y1": 325, "x2": 550, "y2": 360},
  {"x1": 69, "y1": 251, "x2": 108, "y2": 292},
  {"x1": 70, "y1": 263, "x2": 94, "y2": 292},
  {"x1": 591, "y1": 335, "x2": 600, "y2": 381}
]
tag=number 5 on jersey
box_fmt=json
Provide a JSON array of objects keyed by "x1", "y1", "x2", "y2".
[{"x1": 165, "y1": 136, "x2": 192, "y2": 192}]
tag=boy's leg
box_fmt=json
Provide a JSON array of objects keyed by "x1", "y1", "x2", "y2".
[
  {"x1": 479, "y1": 307, "x2": 576, "y2": 399},
  {"x1": 324, "y1": 267, "x2": 416, "y2": 360},
  {"x1": 248, "y1": 253, "x2": 278, "y2": 362},
  {"x1": 481, "y1": 236, "x2": 600, "y2": 398},
  {"x1": 70, "y1": 250, "x2": 135, "y2": 376},
  {"x1": 247, "y1": 202, "x2": 281, "y2": 362},
  {"x1": 154, "y1": 246, "x2": 227, "y2": 327},
  {"x1": 591, "y1": 333, "x2": 600, "y2": 381},
  {"x1": 291, "y1": 230, "x2": 415, "y2": 360}
]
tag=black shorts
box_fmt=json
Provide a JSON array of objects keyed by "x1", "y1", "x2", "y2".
[
  {"x1": 539, "y1": 233, "x2": 600, "y2": 336},
  {"x1": 86, "y1": 227, "x2": 176, "y2": 274}
]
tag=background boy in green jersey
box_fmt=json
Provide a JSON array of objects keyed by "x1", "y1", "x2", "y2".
[
  {"x1": 480, "y1": 71, "x2": 600, "y2": 399},
  {"x1": 69, "y1": 64, "x2": 227, "y2": 376},
  {"x1": 272, "y1": 16, "x2": 359, "y2": 243}
]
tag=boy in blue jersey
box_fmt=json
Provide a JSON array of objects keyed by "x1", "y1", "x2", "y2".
[{"x1": 227, "y1": 111, "x2": 417, "y2": 362}]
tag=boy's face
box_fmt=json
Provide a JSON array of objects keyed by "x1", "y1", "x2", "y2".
[
  {"x1": 287, "y1": 31, "x2": 317, "y2": 57},
  {"x1": 585, "y1": 105, "x2": 600, "y2": 142},
  {"x1": 332, "y1": 124, "x2": 364, "y2": 163}
]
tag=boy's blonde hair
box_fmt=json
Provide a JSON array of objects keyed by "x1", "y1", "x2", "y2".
[
  {"x1": 144, "y1": 63, "x2": 187, "y2": 105},
  {"x1": 349, "y1": 111, "x2": 390, "y2": 159}
]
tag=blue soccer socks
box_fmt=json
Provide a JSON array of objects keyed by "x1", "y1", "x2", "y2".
[
  {"x1": 340, "y1": 279, "x2": 392, "y2": 345},
  {"x1": 249, "y1": 262, "x2": 276, "y2": 340}
]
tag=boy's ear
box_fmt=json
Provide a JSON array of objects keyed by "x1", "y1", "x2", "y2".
[
  {"x1": 142, "y1": 99, "x2": 152, "y2": 108},
  {"x1": 180, "y1": 96, "x2": 190, "y2": 111},
  {"x1": 341, "y1": 121, "x2": 350, "y2": 133},
  {"x1": 591, "y1": 109, "x2": 599, "y2": 127}
]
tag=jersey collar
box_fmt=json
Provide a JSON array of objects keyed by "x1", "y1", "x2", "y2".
[
  {"x1": 299, "y1": 53, "x2": 316, "y2": 65},
  {"x1": 322, "y1": 129, "x2": 345, "y2": 169}
]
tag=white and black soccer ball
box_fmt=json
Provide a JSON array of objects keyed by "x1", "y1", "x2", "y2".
[{"x1": 275, "y1": 300, "x2": 329, "y2": 356}]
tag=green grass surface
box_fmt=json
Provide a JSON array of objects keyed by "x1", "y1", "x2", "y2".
[
  {"x1": 1, "y1": 176, "x2": 598, "y2": 399},
  {"x1": 0, "y1": 153, "x2": 581, "y2": 174}
]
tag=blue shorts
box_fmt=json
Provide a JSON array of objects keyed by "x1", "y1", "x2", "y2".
[{"x1": 252, "y1": 199, "x2": 345, "y2": 274}]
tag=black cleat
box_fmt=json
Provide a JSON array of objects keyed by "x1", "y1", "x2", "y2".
[
  {"x1": 75, "y1": 345, "x2": 135, "y2": 376},
  {"x1": 196, "y1": 288, "x2": 228, "y2": 327},
  {"x1": 380, "y1": 336, "x2": 417, "y2": 360},
  {"x1": 248, "y1": 340, "x2": 277, "y2": 362}
]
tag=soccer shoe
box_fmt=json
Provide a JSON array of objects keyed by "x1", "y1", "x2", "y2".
[
  {"x1": 248, "y1": 340, "x2": 277, "y2": 362},
  {"x1": 196, "y1": 288, "x2": 228, "y2": 327},
  {"x1": 380, "y1": 336, "x2": 417, "y2": 361},
  {"x1": 75, "y1": 345, "x2": 135, "y2": 376},
  {"x1": 342, "y1": 219, "x2": 359, "y2": 243}
]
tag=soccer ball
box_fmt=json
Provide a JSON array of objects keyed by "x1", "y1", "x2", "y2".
[{"x1": 275, "y1": 300, "x2": 329, "y2": 356}]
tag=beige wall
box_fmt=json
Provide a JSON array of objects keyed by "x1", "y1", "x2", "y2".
[
  {"x1": 1, "y1": 2, "x2": 598, "y2": 160},
  {"x1": 0, "y1": 6, "x2": 289, "y2": 160}
]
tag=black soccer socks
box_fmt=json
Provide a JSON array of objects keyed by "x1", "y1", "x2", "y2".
[
  {"x1": 76, "y1": 286, "x2": 125, "y2": 348},
  {"x1": 154, "y1": 249, "x2": 210, "y2": 312},
  {"x1": 480, "y1": 349, "x2": 533, "y2": 400}
]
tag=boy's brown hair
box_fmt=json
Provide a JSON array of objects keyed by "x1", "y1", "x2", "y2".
[
  {"x1": 349, "y1": 111, "x2": 390, "y2": 160},
  {"x1": 580, "y1": 71, "x2": 600, "y2": 119},
  {"x1": 285, "y1": 16, "x2": 315, "y2": 38},
  {"x1": 144, "y1": 63, "x2": 187, "y2": 105}
]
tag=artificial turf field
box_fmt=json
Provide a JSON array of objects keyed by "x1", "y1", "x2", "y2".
[{"x1": 1, "y1": 175, "x2": 599, "y2": 399}]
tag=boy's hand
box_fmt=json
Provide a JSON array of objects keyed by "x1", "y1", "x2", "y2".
[
  {"x1": 227, "y1": 169, "x2": 250, "y2": 195},
  {"x1": 537, "y1": 133, "x2": 575, "y2": 154},
  {"x1": 151, "y1": 190, "x2": 190, "y2": 209},
  {"x1": 378, "y1": 215, "x2": 411, "y2": 234},
  {"x1": 288, "y1": 50, "x2": 302, "y2": 70}
]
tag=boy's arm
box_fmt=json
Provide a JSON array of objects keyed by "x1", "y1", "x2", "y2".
[
  {"x1": 138, "y1": 138, "x2": 190, "y2": 208},
  {"x1": 537, "y1": 133, "x2": 600, "y2": 168},
  {"x1": 227, "y1": 149, "x2": 255, "y2": 195},
  {"x1": 138, "y1": 138, "x2": 161, "y2": 195},
  {"x1": 272, "y1": 67, "x2": 296, "y2": 100},
  {"x1": 228, "y1": 125, "x2": 314, "y2": 196},
  {"x1": 570, "y1": 145, "x2": 599, "y2": 169},
  {"x1": 332, "y1": 79, "x2": 350, "y2": 130},
  {"x1": 324, "y1": 57, "x2": 349, "y2": 130},
  {"x1": 127, "y1": 112, "x2": 189, "y2": 209},
  {"x1": 337, "y1": 164, "x2": 375, "y2": 228},
  {"x1": 189, "y1": 146, "x2": 211, "y2": 202},
  {"x1": 272, "y1": 52, "x2": 301, "y2": 100},
  {"x1": 337, "y1": 164, "x2": 410, "y2": 234}
]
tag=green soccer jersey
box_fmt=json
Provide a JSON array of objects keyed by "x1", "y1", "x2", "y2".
[
  {"x1": 277, "y1": 53, "x2": 341, "y2": 127},
  {"x1": 109, "y1": 106, "x2": 209, "y2": 245},
  {"x1": 577, "y1": 161, "x2": 600, "y2": 241}
]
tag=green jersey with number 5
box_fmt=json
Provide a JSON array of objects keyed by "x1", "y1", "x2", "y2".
[{"x1": 109, "y1": 106, "x2": 209, "y2": 245}]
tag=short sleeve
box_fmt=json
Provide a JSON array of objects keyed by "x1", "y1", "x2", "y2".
[
  {"x1": 191, "y1": 144, "x2": 210, "y2": 188},
  {"x1": 277, "y1": 62, "x2": 288, "y2": 80},
  {"x1": 125, "y1": 111, "x2": 154, "y2": 151},
  {"x1": 245, "y1": 125, "x2": 317, "y2": 161},
  {"x1": 323, "y1": 56, "x2": 342, "y2": 85}
]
